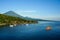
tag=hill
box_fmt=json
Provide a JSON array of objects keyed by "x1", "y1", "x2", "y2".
[
  {"x1": 4, "y1": 11, "x2": 43, "y2": 21},
  {"x1": 0, "y1": 14, "x2": 38, "y2": 26},
  {"x1": 4, "y1": 11, "x2": 59, "y2": 22},
  {"x1": 4, "y1": 11, "x2": 23, "y2": 18}
]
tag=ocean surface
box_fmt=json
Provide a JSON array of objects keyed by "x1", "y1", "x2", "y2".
[{"x1": 0, "y1": 21, "x2": 60, "y2": 40}]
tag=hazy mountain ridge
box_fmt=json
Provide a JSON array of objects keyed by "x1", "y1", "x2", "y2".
[
  {"x1": 4, "y1": 11, "x2": 42, "y2": 21},
  {"x1": 3, "y1": 11, "x2": 60, "y2": 22}
]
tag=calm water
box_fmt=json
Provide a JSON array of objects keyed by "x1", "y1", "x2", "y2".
[{"x1": 0, "y1": 21, "x2": 60, "y2": 40}]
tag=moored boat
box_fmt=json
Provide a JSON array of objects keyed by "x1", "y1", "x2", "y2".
[
  {"x1": 26, "y1": 24, "x2": 29, "y2": 26},
  {"x1": 10, "y1": 25, "x2": 14, "y2": 27},
  {"x1": 46, "y1": 26, "x2": 52, "y2": 30}
]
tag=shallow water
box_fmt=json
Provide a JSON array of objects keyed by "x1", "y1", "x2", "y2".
[{"x1": 0, "y1": 21, "x2": 60, "y2": 40}]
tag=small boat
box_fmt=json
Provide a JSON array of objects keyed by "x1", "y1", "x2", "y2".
[
  {"x1": 46, "y1": 26, "x2": 52, "y2": 31},
  {"x1": 26, "y1": 24, "x2": 29, "y2": 26},
  {"x1": 10, "y1": 25, "x2": 14, "y2": 27}
]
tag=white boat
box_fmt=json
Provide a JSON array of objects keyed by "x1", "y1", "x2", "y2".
[
  {"x1": 26, "y1": 24, "x2": 29, "y2": 26},
  {"x1": 10, "y1": 25, "x2": 14, "y2": 27}
]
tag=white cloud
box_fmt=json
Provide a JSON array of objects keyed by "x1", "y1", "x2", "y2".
[{"x1": 19, "y1": 10, "x2": 36, "y2": 12}]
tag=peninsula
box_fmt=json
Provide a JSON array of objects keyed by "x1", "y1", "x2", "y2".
[{"x1": 0, "y1": 14, "x2": 38, "y2": 26}]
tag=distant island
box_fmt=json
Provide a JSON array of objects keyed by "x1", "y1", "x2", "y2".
[{"x1": 0, "y1": 14, "x2": 38, "y2": 26}]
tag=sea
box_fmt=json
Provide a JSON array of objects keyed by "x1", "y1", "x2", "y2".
[{"x1": 0, "y1": 21, "x2": 60, "y2": 40}]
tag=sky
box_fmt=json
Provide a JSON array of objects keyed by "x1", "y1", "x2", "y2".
[{"x1": 0, "y1": 0, "x2": 60, "y2": 20}]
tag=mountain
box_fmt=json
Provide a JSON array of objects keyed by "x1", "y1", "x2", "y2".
[
  {"x1": 4, "y1": 11, "x2": 60, "y2": 22},
  {"x1": 4, "y1": 11, "x2": 42, "y2": 21},
  {"x1": 4, "y1": 11, "x2": 23, "y2": 18}
]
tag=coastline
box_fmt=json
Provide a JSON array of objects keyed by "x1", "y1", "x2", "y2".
[
  {"x1": 0, "y1": 22, "x2": 38, "y2": 27},
  {"x1": 0, "y1": 23, "x2": 6, "y2": 26}
]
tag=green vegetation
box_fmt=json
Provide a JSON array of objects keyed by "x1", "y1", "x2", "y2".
[{"x1": 0, "y1": 14, "x2": 38, "y2": 26}]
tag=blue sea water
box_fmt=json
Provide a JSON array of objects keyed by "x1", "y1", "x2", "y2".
[{"x1": 0, "y1": 21, "x2": 60, "y2": 40}]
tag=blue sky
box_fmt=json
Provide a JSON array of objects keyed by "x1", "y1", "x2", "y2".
[{"x1": 0, "y1": 0, "x2": 60, "y2": 20}]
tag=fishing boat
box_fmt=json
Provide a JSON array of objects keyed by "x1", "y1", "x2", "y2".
[
  {"x1": 46, "y1": 26, "x2": 52, "y2": 30},
  {"x1": 10, "y1": 25, "x2": 14, "y2": 27}
]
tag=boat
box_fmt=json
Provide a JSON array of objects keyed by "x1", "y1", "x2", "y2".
[
  {"x1": 26, "y1": 24, "x2": 29, "y2": 26},
  {"x1": 46, "y1": 26, "x2": 52, "y2": 30},
  {"x1": 10, "y1": 25, "x2": 14, "y2": 27}
]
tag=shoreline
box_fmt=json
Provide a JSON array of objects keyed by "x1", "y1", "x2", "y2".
[
  {"x1": 0, "y1": 22, "x2": 38, "y2": 26},
  {"x1": 0, "y1": 23, "x2": 6, "y2": 26}
]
